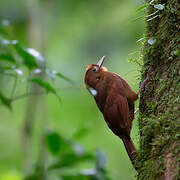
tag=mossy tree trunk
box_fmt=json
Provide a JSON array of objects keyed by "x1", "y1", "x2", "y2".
[{"x1": 137, "y1": 0, "x2": 180, "y2": 179}]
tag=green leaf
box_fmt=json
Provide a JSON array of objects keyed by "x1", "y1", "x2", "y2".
[
  {"x1": 26, "y1": 48, "x2": 45, "y2": 68},
  {"x1": 30, "y1": 78, "x2": 56, "y2": 93},
  {"x1": 30, "y1": 78, "x2": 61, "y2": 101},
  {"x1": 45, "y1": 131, "x2": 62, "y2": 155},
  {"x1": 136, "y1": 4, "x2": 148, "y2": 12},
  {"x1": 0, "y1": 91, "x2": 11, "y2": 109},
  {"x1": 13, "y1": 42, "x2": 38, "y2": 69},
  {"x1": 0, "y1": 39, "x2": 45, "y2": 69},
  {"x1": 0, "y1": 54, "x2": 16, "y2": 63},
  {"x1": 56, "y1": 72, "x2": 74, "y2": 85}
]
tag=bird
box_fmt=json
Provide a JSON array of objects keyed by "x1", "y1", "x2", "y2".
[{"x1": 84, "y1": 56, "x2": 147, "y2": 164}]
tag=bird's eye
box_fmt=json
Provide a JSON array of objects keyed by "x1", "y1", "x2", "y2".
[{"x1": 91, "y1": 66, "x2": 98, "y2": 72}]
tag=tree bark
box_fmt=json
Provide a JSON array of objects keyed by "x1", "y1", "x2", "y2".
[{"x1": 136, "y1": 0, "x2": 180, "y2": 179}]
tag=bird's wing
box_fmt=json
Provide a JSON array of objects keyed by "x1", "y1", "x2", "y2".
[
  {"x1": 103, "y1": 92, "x2": 131, "y2": 137},
  {"x1": 116, "y1": 94, "x2": 130, "y2": 128}
]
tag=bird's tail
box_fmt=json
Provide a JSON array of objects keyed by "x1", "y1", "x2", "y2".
[{"x1": 121, "y1": 136, "x2": 138, "y2": 164}]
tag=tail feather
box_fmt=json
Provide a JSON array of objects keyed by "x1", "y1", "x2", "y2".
[{"x1": 121, "y1": 136, "x2": 137, "y2": 164}]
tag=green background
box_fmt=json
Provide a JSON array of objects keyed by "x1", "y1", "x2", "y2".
[{"x1": 0, "y1": 0, "x2": 145, "y2": 179}]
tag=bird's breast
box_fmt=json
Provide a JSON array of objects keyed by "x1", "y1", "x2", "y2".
[{"x1": 88, "y1": 87, "x2": 98, "y2": 97}]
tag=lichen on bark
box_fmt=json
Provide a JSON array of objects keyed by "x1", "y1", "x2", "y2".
[{"x1": 136, "y1": 0, "x2": 180, "y2": 179}]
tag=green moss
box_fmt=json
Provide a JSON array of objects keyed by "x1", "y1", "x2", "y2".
[
  {"x1": 136, "y1": 0, "x2": 180, "y2": 179},
  {"x1": 136, "y1": 111, "x2": 180, "y2": 179}
]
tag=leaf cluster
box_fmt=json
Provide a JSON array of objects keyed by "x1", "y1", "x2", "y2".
[
  {"x1": 0, "y1": 21, "x2": 110, "y2": 180},
  {"x1": 25, "y1": 130, "x2": 110, "y2": 180},
  {"x1": 0, "y1": 21, "x2": 74, "y2": 109}
]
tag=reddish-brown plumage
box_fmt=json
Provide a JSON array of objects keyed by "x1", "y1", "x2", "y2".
[{"x1": 84, "y1": 56, "x2": 144, "y2": 164}]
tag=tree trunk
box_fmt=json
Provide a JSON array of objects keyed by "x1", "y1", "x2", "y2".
[
  {"x1": 137, "y1": 0, "x2": 180, "y2": 179},
  {"x1": 23, "y1": 0, "x2": 48, "y2": 174}
]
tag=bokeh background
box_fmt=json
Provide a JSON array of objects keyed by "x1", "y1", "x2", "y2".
[{"x1": 0, "y1": 0, "x2": 145, "y2": 179}]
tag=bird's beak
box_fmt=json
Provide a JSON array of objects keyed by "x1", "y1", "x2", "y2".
[{"x1": 97, "y1": 56, "x2": 106, "y2": 67}]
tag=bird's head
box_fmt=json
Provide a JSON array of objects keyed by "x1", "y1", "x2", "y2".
[{"x1": 84, "y1": 56, "x2": 107, "y2": 89}]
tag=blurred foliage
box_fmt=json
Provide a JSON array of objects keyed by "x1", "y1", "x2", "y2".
[
  {"x1": 0, "y1": 22, "x2": 110, "y2": 180},
  {"x1": 0, "y1": 22, "x2": 70, "y2": 109},
  {"x1": 0, "y1": 0, "x2": 146, "y2": 180},
  {"x1": 25, "y1": 130, "x2": 110, "y2": 180}
]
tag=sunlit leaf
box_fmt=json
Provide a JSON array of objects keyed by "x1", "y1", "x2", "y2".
[
  {"x1": 0, "y1": 91, "x2": 11, "y2": 109},
  {"x1": 0, "y1": 39, "x2": 45, "y2": 69},
  {"x1": 0, "y1": 171, "x2": 22, "y2": 180},
  {"x1": 26, "y1": 48, "x2": 45, "y2": 68},
  {"x1": 13, "y1": 42, "x2": 38, "y2": 69}
]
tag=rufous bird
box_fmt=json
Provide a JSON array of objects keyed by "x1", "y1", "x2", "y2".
[{"x1": 84, "y1": 56, "x2": 147, "y2": 164}]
